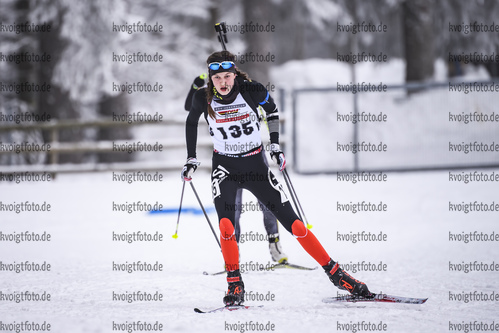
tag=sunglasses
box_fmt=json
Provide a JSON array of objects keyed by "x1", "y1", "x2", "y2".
[{"x1": 208, "y1": 61, "x2": 235, "y2": 70}]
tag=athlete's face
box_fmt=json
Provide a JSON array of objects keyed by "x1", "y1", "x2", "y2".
[{"x1": 211, "y1": 72, "x2": 236, "y2": 96}]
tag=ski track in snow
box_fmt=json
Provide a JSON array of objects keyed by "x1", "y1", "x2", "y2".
[{"x1": 1, "y1": 169, "x2": 498, "y2": 332}]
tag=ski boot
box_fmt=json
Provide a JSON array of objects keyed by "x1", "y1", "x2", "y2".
[
  {"x1": 269, "y1": 233, "x2": 288, "y2": 264},
  {"x1": 223, "y1": 270, "x2": 245, "y2": 306},
  {"x1": 323, "y1": 259, "x2": 372, "y2": 297}
]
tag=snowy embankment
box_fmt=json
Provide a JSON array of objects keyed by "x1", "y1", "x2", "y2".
[{"x1": 1, "y1": 168, "x2": 497, "y2": 332}]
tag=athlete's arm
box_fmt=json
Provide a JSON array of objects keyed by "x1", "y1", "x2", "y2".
[
  {"x1": 246, "y1": 81, "x2": 285, "y2": 170},
  {"x1": 185, "y1": 88, "x2": 206, "y2": 159},
  {"x1": 247, "y1": 81, "x2": 279, "y2": 145},
  {"x1": 184, "y1": 74, "x2": 207, "y2": 111}
]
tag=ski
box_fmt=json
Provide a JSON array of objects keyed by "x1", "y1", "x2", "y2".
[
  {"x1": 273, "y1": 261, "x2": 318, "y2": 271},
  {"x1": 194, "y1": 304, "x2": 263, "y2": 313},
  {"x1": 203, "y1": 270, "x2": 226, "y2": 276},
  {"x1": 203, "y1": 261, "x2": 317, "y2": 275},
  {"x1": 322, "y1": 293, "x2": 428, "y2": 304}
]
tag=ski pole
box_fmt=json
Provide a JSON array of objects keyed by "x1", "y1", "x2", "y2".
[
  {"x1": 190, "y1": 180, "x2": 221, "y2": 248},
  {"x1": 282, "y1": 169, "x2": 312, "y2": 229},
  {"x1": 281, "y1": 168, "x2": 303, "y2": 222},
  {"x1": 281, "y1": 169, "x2": 300, "y2": 220},
  {"x1": 172, "y1": 181, "x2": 186, "y2": 239}
]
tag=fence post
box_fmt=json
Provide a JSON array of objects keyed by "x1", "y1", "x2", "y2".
[{"x1": 50, "y1": 127, "x2": 58, "y2": 165}]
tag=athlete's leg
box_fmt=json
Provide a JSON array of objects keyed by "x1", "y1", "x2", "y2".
[
  {"x1": 256, "y1": 200, "x2": 288, "y2": 262},
  {"x1": 211, "y1": 157, "x2": 245, "y2": 305},
  {"x1": 259, "y1": 151, "x2": 279, "y2": 235},
  {"x1": 242, "y1": 155, "x2": 371, "y2": 296},
  {"x1": 211, "y1": 163, "x2": 239, "y2": 272},
  {"x1": 259, "y1": 200, "x2": 278, "y2": 234},
  {"x1": 241, "y1": 156, "x2": 331, "y2": 266}
]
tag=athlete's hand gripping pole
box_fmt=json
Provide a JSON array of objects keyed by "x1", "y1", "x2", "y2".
[
  {"x1": 181, "y1": 157, "x2": 200, "y2": 182},
  {"x1": 270, "y1": 143, "x2": 286, "y2": 172}
]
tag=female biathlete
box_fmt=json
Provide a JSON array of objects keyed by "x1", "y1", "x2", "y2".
[
  {"x1": 184, "y1": 74, "x2": 288, "y2": 264},
  {"x1": 182, "y1": 50, "x2": 371, "y2": 305}
]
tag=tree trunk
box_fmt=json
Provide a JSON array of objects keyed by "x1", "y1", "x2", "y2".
[
  {"x1": 37, "y1": 7, "x2": 85, "y2": 163},
  {"x1": 242, "y1": 0, "x2": 271, "y2": 85},
  {"x1": 403, "y1": 0, "x2": 434, "y2": 83}
]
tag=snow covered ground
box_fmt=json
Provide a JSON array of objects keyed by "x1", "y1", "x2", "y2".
[
  {"x1": 1, "y1": 168, "x2": 498, "y2": 332},
  {"x1": 1, "y1": 57, "x2": 498, "y2": 332}
]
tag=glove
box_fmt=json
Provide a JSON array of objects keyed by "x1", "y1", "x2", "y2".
[
  {"x1": 192, "y1": 73, "x2": 207, "y2": 90},
  {"x1": 270, "y1": 143, "x2": 286, "y2": 171},
  {"x1": 181, "y1": 157, "x2": 200, "y2": 181}
]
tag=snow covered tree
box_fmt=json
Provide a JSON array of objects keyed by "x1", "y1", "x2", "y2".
[
  {"x1": 435, "y1": 0, "x2": 499, "y2": 77},
  {"x1": 0, "y1": 0, "x2": 48, "y2": 165}
]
